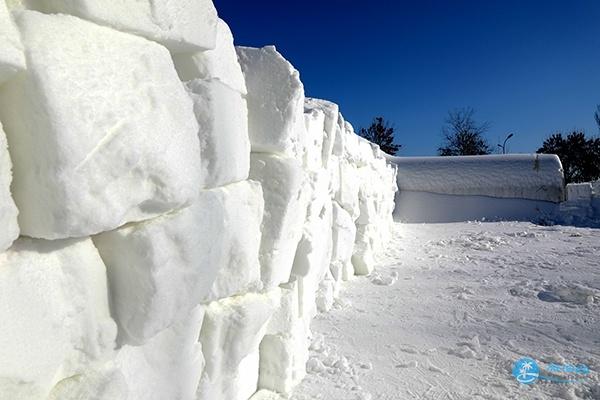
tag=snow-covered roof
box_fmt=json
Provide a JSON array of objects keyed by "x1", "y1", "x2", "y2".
[{"x1": 387, "y1": 154, "x2": 565, "y2": 203}]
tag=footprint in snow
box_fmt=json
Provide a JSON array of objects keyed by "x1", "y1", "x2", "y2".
[{"x1": 369, "y1": 271, "x2": 398, "y2": 286}]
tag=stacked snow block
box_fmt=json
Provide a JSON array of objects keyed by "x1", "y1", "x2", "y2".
[
  {"x1": 0, "y1": 2, "x2": 397, "y2": 400},
  {"x1": 559, "y1": 181, "x2": 600, "y2": 223},
  {"x1": 238, "y1": 44, "x2": 397, "y2": 398}
]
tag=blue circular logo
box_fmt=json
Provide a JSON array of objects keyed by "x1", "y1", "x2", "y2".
[{"x1": 512, "y1": 357, "x2": 539, "y2": 384}]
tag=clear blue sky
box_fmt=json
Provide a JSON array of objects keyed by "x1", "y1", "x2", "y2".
[{"x1": 215, "y1": 0, "x2": 600, "y2": 156}]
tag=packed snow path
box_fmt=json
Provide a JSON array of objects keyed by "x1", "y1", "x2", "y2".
[{"x1": 293, "y1": 222, "x2": 600, "y2": 400}]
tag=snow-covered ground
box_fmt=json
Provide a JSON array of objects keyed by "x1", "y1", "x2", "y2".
[{"x1": 293, "y1": 221, "x2": 600, "y2": 400}]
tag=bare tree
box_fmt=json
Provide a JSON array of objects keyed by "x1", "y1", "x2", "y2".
[{"x1": 438, "y1": 108, "x2": 492, "y2": 156}]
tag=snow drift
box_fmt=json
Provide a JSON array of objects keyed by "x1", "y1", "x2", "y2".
[{"x1": 0, "y1": 3, "x2": 397, "y2": 399}]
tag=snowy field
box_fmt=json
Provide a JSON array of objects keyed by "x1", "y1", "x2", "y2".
[{"x1": 293, "y1": 221, "x2": 600, "y2": 400}]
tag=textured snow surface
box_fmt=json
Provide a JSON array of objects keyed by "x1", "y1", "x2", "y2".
[
  {"x1": 294, "y1": 222, "x2": 600, "y2": 400},
  {"x1": 390, "y1": 154, "x2": 565, "y2": 202},
  {"x1": 199, "y1": 292, "x2": 277, "y2": 400},
  {"x1": 304, "y1": 98, "x2": 339, "y2": 168},
  {"x1": 0, "y1": 0, "x2": 25, "y2": 84},
  {"x1": 94, "y1": 180, "x2": 263, "y2": 345},
  {"x1": 237, "y1": 46, "x2": 305, "y2": 157},
  {"x1": 0, "y1": 11, "x2": 202, "y2": 239},
  {"x1": 0, "y1": 238, "x2": 117, "y2": 400},
  {"x1": 116, "y1": 306, "x2": 205, "y2": 400},
  {"x1": 185, "y1": 78, "x2": 250, "y2": 189},
  {"x1": 36, "y1": 0, "x2": 218, "y2": 52},
  {"x1": 250, "y1": 153, "x2": 307, "y2": 288},
  {"x1": 0, "y1": 121, "x2": 18, "y2": 251},
  {"x1": 173, "y1": 18, "x2": 247, "y2": 94}
]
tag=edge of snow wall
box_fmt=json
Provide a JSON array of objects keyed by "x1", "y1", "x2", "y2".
[{"x1": 0, "y1": 3, "x2": 398, "y2": 400}]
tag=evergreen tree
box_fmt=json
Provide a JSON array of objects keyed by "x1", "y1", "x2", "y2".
[
  {"x1": 537, "y1": 131, "x2": 600, "y2": 184},
  {"x1": 358, "y1": 117, "x2": 401, "y2": 155}
]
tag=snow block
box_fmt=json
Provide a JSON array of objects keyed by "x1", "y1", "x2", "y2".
[
  {"x1": 0, "y1": 237, "x2": 117, "y2": 400},
  {"x1": 390, "y1": 154, "x2": 565, "y2": 202},
  {"x1": 331, "y1": 201, "x2": 357, "y2": 284},
  {"x1": 250, "y1": 153, "x2": 306, "y2": 288},
  {"x1": 259, "y1": 323, "x2": 309, "y2": 396},
  {"x1": 305, "y1": 98, "x2": 339, "y2": 167},
  {"x1": 332, "y1": 114, "x2": 348, "y2": 157},
  {"x1": 237, "y1": 46, "x2": 305, "y2": 156},
  {"x1": 303, "y1": 106, "x2": 325, "y2": 171},
  {"x1": 316, "y1": 272, "x2": 336, "y2": 312},
  {"x1": 352, "y1": 224, "x2": 378, "y2": 275},
  {"x1": 116, "y1": 306, "x2": 205, "y2": 400},
  {"x1": 94, "y1": 180, "x2": 263, "y2": 345},
  {"x1": 566, "y1": 182, "x2": 592, "y2": 202},
  {"x1": 265, "y1": 279, "x2": 301, "y2": 336},
  {"x1": 36, "y1": 0, "x2": 218, "y2": 52},
  {"x1": 185, "y1": 78, "x2": 250, "y2": 189},
  {"x1": 0, "y1": 0, "x2": 25, "y2": 84},
  {"x1": 173, "y1": 19, "x2": 247, "y2": 94},
  {"x1": 336, "y1": 159, "x2": 360, "y2": 219},
  {"x1": 198, "y1": 292, "x2": 277, "y2": 400},
  {"x1": 47, "y1": 365, "x2": 128, "y2": 400},
  {"x1": 0, "y1": 11, "x2": 201, "y2": 239},
  {"x1": 0, "y1": 122, "x2": 18, "y2": 252},
  {"x1": 293, "y1": 197, "x2": 333, "y2": 323}
]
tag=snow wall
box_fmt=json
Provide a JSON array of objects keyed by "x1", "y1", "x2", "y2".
[
  {"x1": 0, "y1": 2, "x2": 397, "y2": 400},
  {"x1": 559, "y1": 181, "x2": 600, "y2": 225},
  {"x1": 388, "y1": 154, "x2": 565, "y2": 223}
]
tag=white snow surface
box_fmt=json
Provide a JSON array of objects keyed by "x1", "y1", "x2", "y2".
[
  {"x1": 35, "y1": 0, "x2": 218, "y2": 52},
  {"x1": 0, "y1": 11, "x2": 202, "y2": 239},
  {"x1": 0, "y1": 121, "x2": 18, "y2": 252},
  {"x1": 250, "y1": 153, "x2": 307, "y2": 288},
  {"x1": 0, "y1": 237, "x2": 117, "y2": 400},
  {"x1": 390, "y1": 154, "x2": 565, "y2": 203},
  {"x1": 0, "y1": 0, "x2": 25, "y2": 84},
  {"x1": 115, "y1": 306, "x2": 205, "y2": 400},
  {"x1": 94, "y1": 180, "x2": 263, "y2": 345},
  {"x1": 185, "y1": 78, "x2": 250, "y2": 189},
  {"x1": 199, "y1": 291, "x2": 278, "y2": 400},
  {"x1": 237, "y1": 46, "x2": 306, "y2": 157},
  {"x1": 173, "y1": 18, "x2": 247, "y2": 94},
  {"x1": 293, "y1": 221, "x2": 600, "y2": 400}
]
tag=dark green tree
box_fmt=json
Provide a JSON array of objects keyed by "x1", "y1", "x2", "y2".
[
  {"x1": 438, "y1": 108, "x2": 492, "y2": 156},
  {"x1": 595, "y1": 105, "x2": 600, "y2": 130},
  {"x1": 358, "y1": 117, "x2": 401, "y2": 155},
  {"x1": 537, "y1": 131, "x2": 600, "y2": 183}
]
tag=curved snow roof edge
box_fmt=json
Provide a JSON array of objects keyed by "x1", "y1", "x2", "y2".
[{"x1": 386, "y1": 154, "x2": 565, "y2": 203}]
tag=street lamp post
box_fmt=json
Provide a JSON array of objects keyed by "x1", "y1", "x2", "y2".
[{"x1": 498, "y1": 133, "x2": 514, "y2": 154}]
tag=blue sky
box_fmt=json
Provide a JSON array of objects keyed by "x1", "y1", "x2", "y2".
[{"x1": 215, "y1": 0, "x2": 600, "y2": 156}]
